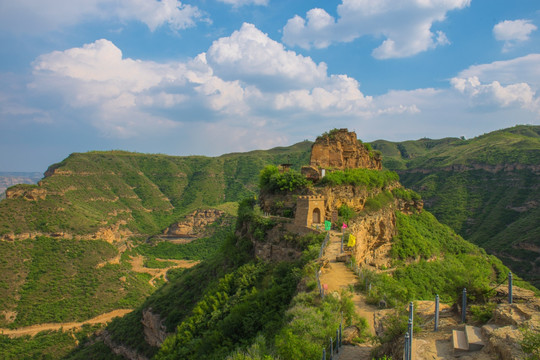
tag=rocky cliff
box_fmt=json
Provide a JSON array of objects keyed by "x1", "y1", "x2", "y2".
[
  {"x1": 303, "y1": 129, "x2": 381, "y2": 180},
  {"x1": 163, "y1": 209, "x2": 225, "y2": 238}
]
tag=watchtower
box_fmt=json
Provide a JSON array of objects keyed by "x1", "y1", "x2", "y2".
[{"x1": 295, "y1": 195, "x2": 326, "y2": 228}]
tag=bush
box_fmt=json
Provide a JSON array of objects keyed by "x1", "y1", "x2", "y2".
[
  {"x1": 338, "y1": 204, "x2": 356, "y2": 223},
  {"x1": 259, "y1": 165, "x2": 309, "y2": 193},
  {"x1": 470, "y1": 303, "x2": 496, "y2": 323},
  {"x1": 392, "y1": 188, "x2": 421, "y2": 202},
  {"x1": 520, "y1": 327, "x2": 540, "y2": 360},
  {"x1": 320, "y1": 168, "x2": 399, "y2": 189}
]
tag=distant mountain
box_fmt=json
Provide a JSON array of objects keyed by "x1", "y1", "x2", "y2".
[
  {"x1": 1, "y1": 126, "x2": 538, "y2": 288},
  {"x1": 0, "y1": 172, "x2": 42, "y2": 199},
  {"x1": 0, "y1": 143, "x2": 311, "y2": 237},
  {"x1": 371, "y1": 125, "x2": 540, "y2": 287}
]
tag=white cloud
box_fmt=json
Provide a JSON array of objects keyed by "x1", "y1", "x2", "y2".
[
  {"x1": 451, "y1": 54, "x2": 540, "y2": 114},
  {"x1": 0, "y1": 0, "x2": 206, "y2": 33},
  {"x1": 493, "y1": 20, "x2": 537, "y2": 52},
  {"x1": 456, "y1": 54, "x2": 540, "y2": 88},
  {"x1": 25, "y1": 25, "x2": 540, "y2": 146},
  {"x1": 282, "y1": 0, "x2": 470, "y2": 59},
  {"x1": 217, "y1": 0, "x2": 268, "y2": 7},
  {"x1": 206, "y1": 23, "x2": 328, "y2": 90},
  {"x1": 26, "y1": 25, "x2": 404, "y2": 138}
]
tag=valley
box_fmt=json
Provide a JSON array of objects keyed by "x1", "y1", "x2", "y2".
[{"x1": 0, "y1": 127, "x2": 538, "y2": 359}]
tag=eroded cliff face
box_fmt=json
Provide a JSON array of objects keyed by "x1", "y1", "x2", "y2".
[
  {"x1": 163, "y1": 209, "x2": 225, "y2": 238},
  {"x1": 141, "y1": 308, "x2": 168, "y2": 347},
  {"x1": 309, "y1": 129, "x2": 382, "y2": 171},
  {"x1": 348, "y1": 207, "x2": 397, "y2": 269}
]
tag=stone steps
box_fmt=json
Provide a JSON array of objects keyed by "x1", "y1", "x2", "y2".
[{"x1": 452, "y1": 325, "x2": 485, "y2": 355}]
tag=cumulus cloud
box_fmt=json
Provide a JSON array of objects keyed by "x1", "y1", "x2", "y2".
[
  {"x1": 282, "y1": 0, "x2": 470, "y2": 59},
  {"x1": 27, "y1": 24, "x2": 418, "y2": 138},
  {"x1": 207, "y1": 23, "x2": 328, "y2": 90},
  {"x1": 0, "y1": 0, "x2": 206, "y2": 33},
  {"x1": 26, "y1": 23, "x2": 538, "y2": 145},
  {"x1": 451, "y1": 54, "x2": 540, "y2": 114},
  {"x1": 493, "y1": 20, "x2": 537, "y2": 52}
]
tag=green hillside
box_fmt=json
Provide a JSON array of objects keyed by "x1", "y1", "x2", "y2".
[
  {"x1": 63, "y1": 187, "x2": 533, "y2": 360},
  {"x1": 0, "y1": 142, "x2": 311, "y2": 237},
  {"x1": 371, "y1": 125, "x2": 540, "y2": 287},
  {"x1": 1, "y1": 127, "x2": 538, "y2": 359}
]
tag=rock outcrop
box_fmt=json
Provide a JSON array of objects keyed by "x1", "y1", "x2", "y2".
[
  {"x1": 141, "y1": 308, "x2": 168, "y2": 347},
  {"x1": 348, "y1": 207, "x2": 397, "y2": 269},
  {"x1": 302, "y1": 129, "x2": 382, "y2": 181},
  {"x1": 100, "y1": 331, "x2": 149, "y2": 360},
  {"x1": 164, "y1": 209, "x2": 225, "y2": 238},
  {"x1": 5, "y1": 186, "x2": 47, "y2": 201}
]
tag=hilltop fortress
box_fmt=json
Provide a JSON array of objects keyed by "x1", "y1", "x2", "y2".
[{"x1": 255, "y1": 129, "x2": 421, "y2": 267}]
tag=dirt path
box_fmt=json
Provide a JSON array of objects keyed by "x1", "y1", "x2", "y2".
[
  {"x1": 129, "y1": 255, "x2": 199, "y2": 286},
  {"x1": 319, "y1": 231, "x2": 378, "y2": 359},
  {"x1": 0, "y1": 309, "x2": 132, "y2": 338}
]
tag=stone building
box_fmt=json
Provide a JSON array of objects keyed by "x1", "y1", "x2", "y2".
[{"x1": 294, "y1": 195, "x2": 326, "y2": 228}]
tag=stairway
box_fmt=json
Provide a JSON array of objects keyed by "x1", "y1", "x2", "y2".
[{"x1": 452, "y1": 325, "x2": 485, "y2": 355}]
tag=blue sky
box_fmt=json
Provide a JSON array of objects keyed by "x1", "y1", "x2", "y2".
[{"x1": 0, "y1": 0, "x2": 539, "y2": 172}]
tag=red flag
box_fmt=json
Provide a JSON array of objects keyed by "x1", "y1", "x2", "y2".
[{"x1": 342, "y1": 223, "x2": 348, "y2": 229}]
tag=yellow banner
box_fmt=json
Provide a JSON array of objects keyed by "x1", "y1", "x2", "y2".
[{"x1": 347, "y1": 234, "x2": 356, "y2": 247}]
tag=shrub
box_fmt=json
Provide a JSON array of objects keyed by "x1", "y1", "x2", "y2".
[
  {"x1": 259, "y1": 165, "x2": 309, "y2": 193},
  {"x1": 470, "y1": 303, "x2": 496, "y2": 323},
  {"x1": 338, "y1": 204, "x2": 356, "y2": 223},
  {"x1": 520, "y1": 327, "x2": 540, "y2": 360},
  {"x1": 320, "y1": 168, "x2": 399, "y2": 189}
]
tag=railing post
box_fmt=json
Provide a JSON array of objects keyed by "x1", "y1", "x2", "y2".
[
  {"x1": 336, "y1": 329, "x2": 339, "y2": 353},
  {"x1": 462, "y1": 288, "x2": 467, "y2": 323},
  {"x1": 339, "y1": 322, "x2": 342, "y2": 347},
  {"x1": 409, "y1": 302, "x2": 414, "y2": 323},
  {"x1": 508, "y1": 272, "x2": 513, "y2": 304},
  {"x1": 404, "y1": 332, "x2": 409, "y2": 360},
  {"x1": 322, "y1": 348, "x2": 326, "y2": 360},
  {"x1": 434, "y1": 294, "x2": 439, "y2": 332},
  {"x1": 330, "y1": 337, "x2": 333, "y2": 359},
  {"x1": 408, "y1": 319, "x2": 413, "y2": 360}
]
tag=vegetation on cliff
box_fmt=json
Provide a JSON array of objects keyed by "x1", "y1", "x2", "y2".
[
  {"x1": 319, "y1": 168, "x2": 398, "y2": 188},
  {"x1": 259, "y1": 165, "x2": 310, "y2": 193},
  {"x1": 362, "y1": 210, "x2": 534, "y2": 308},
  {"x1": 372, "y1": 125, "x2": 540, "y2": 287}
]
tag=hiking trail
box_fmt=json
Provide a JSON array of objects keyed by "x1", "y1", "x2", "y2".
[{"x1": 319, "y1": 230, "x2": 378, "y2": 359}]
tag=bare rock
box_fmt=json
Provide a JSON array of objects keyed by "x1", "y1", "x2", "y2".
[
  {"x1": 491, "y1": 303, "x2": 539, "y2": 328},
  {"x1": 100, "y1": 330, "x2": 149, "y2": 360},
  {"x1": 309, "y1": 129, "x2": 381, "y2": 172},
  {"x1": 336, "y1": 253, "x2": 352, "y2": 263},
  {"x1": 141, "y1": 308, "x2": 168, "y2": 347},
  {"x1": 342, "y1": 325, "x2": 360, "y2": 344},
  {"x1": 164, "y1": 209, "x2": 224, "y2": 238},
  {"x1": 483, "y1": 326, "x2": 525, "y2": 360},
  {"x1": 5, "y1": 186, "x2": 46, "y2": 201}
]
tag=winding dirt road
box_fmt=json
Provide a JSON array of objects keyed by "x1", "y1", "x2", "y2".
[{"x1": 0, "y1": 309, "x2": 132, "y2": 338}]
